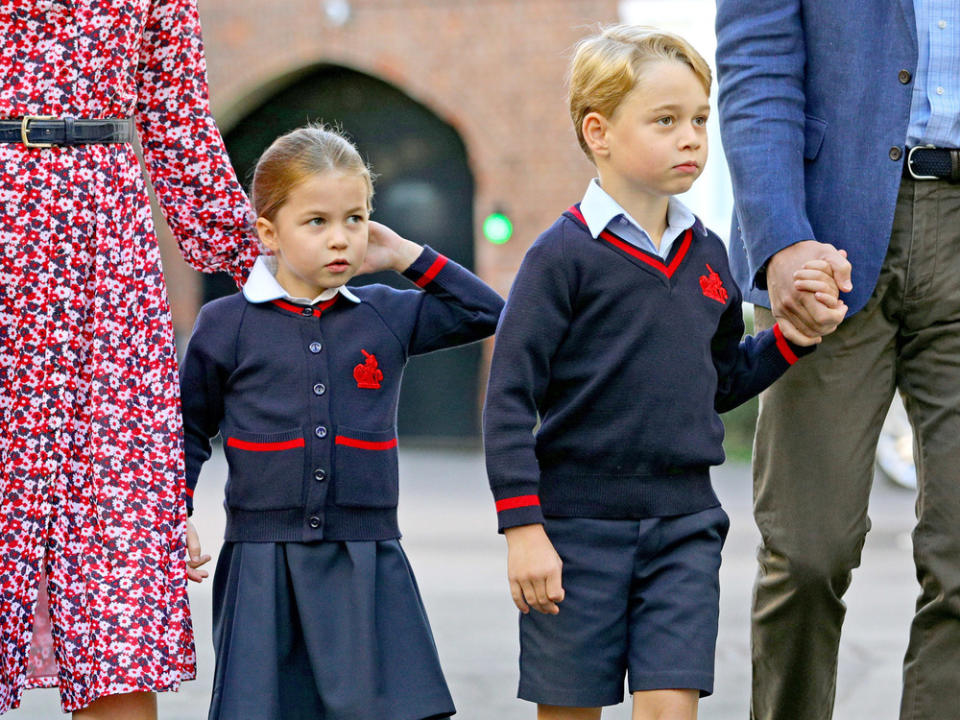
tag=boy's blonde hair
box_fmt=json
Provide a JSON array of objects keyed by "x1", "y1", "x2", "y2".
[
  {"x1": 251, "y1": 124, "x2": 374, "y2": 221},
  {"x1": 568, "y1": 25, "x2": 712, "y2": 159}
]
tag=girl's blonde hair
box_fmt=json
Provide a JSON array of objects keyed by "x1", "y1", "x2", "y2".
[
  {"x1": 568, "y1": 25, "x2": 712, "y2": 159},
  {"x1": 251, "y1": 124, "x2": 374, "y2": 220}
]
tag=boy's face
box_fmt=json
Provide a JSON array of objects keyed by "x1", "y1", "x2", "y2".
[{"x1": 597, "y1": 60, "x2": 709, "y2": 198}]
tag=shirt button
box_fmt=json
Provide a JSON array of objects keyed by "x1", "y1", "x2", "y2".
[
  {"x1": 889, "y1": 146, "x2": 903, "y2": 161},
  {"x1": 898, "y1": 69, "x2": 911, "y2": 84},
  {"x1": 938, "y1": 19, "x2": 947, "y2": 29},
  {"x1": 313, "y1": 383, "x2": 326, "y2": 396},
  {"x1": 308, "y1": 516, "x2": 321, "y2": 528},
  {"x1": 313, "y1": 468, "x2": 327, "y2": 482},
  {"x1": 309, "y1": 341, "x2": 323, "y2": 353},
  {"x1": 315, "y1": 425, "x2": 328, "y2": 439},
  {"x1": 936, "y1": 86, "x2": 944, "y2": 95},
  {"x1": 301, "y1": 306, "x2": 314, "y2": 317}
]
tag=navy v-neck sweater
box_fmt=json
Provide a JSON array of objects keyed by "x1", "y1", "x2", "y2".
[{"x1": 483, "y1": 206, "x2": 812, "y2": 531}]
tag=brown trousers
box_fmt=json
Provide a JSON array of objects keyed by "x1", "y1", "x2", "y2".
[{"x1": 751, "y1": 177, "x2": 960, "y2": 720}]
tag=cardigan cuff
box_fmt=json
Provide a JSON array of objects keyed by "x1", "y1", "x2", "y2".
[
  {"x1": 772, "y1": 323, "x2": 817, "y2": 364},
  {"x1": 402, "y1": 245, "x2": 448, "y2": 289},
  {"x1": 492, "y1": 489, "x2": 544, "y2": 532}
]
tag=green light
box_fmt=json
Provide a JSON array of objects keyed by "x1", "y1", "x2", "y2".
[{"x1": 483, "y1": 212, "x2": 513, "y2": 244}]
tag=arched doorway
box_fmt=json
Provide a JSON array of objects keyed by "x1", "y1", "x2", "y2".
[{"x1": 218, "y1": 65, "x2": 481, "y2": 439}]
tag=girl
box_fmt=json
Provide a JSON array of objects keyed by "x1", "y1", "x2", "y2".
[
  {"x1": 180, "y1": 125, "x2": 504, "y2": 720},
  {"x1": 0, "y1": 0, "x2": 257, "y2": 716}
]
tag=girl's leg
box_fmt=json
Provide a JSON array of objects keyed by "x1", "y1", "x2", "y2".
[
  {"x1": 631, "y1": 689, "x2": 698, "y2": 720},
  {"x1": 72, "y1": 691, "x2": 157, "y2": 720},
  {"x1": 538, "y1": 704, "x2": 602, "y2": 720}
]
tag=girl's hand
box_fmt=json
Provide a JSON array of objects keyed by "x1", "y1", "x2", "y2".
[
  {"x1": 357, "y1": 221, "x2": 422, "y2": 276},
  {"x1": 793, "y1": 257, "x2": 849, "y2": 312},
  {"x1": 186, "y1": 519, "x2": 212, "y2": 583}
]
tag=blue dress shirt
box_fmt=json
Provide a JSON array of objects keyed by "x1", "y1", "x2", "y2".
[{"x1": 907, "y1": 0, "x2": 960, "y2": 147}]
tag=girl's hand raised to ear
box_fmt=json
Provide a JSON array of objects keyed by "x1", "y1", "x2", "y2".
[{"x1": 358, "y1": 221, "x2": 423, "y2": 276}]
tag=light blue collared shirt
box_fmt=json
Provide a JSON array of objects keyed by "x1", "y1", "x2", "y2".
[
  {"x1": 907, "y1": 0, "x2": 960, "y2": 147},
  {"x1": 578, "y1": 179, "x2": 703, "y2": 259},
  {"x1": 242, "y1": 255, "x2": 361, "y2": 305}
]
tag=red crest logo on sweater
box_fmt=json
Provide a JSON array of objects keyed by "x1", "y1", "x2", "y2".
[
  {"x1": 353, "y1": 349, "x2": 384, "y2": 389},
  {"x1": 699, "y1": 264, "x2": 728, "y2": 304}
]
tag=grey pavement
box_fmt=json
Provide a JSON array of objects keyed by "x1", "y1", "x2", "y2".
[{"x1": 11, "y1": 445, "x2": 918, "y2": 719}]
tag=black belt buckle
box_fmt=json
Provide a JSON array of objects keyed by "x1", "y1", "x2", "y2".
[{"x1": 21, "y1": 115, "x2": 57, "y2": 149}]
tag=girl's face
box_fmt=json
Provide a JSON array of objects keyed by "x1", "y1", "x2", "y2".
[{"x1": 256, "y1": 171, "x2": 370, "y2": 298}]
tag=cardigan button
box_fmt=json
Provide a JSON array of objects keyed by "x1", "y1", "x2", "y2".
[
  {"x1": 301, "y1": 306, "x2": 314, "y2": 317},
  {"x1": 313, "y1": 383, "x2": 326, "y2": 396},
  {"x1": 315, "y1": 425, "x2": 328, "y2": 439},
  {"x1": 309, "y1": 341, "x2": 323, "y2": 353},
  {"x1": 308, "y1": 516, "x2": 321, "y2": 528},
  {"x1": 313, "y1": 468, "x2": 327, "y2": 482}
]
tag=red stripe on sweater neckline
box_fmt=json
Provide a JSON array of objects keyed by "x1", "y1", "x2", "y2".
[
  {"x1": 271, "y1": 295, "x2": 339, "y2": 317},
  {"x1": 567, "y1": 205, "x2": 693, "y2": 279}
]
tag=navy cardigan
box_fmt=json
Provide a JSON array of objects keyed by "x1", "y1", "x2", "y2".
[
  {"x1": 180, "y1": 246, "x2": 503, "y2": 542},
  {"x1": 483, "y1": 207, "x2": 813, "y2": 531}
]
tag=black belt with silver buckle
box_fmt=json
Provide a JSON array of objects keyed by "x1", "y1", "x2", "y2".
[
  {"x1": 904, "y1": 145, "x2": 960, "y2": 183},
  {"x1": 0, "y1": 116, "x2": 132, "y2": 148}
]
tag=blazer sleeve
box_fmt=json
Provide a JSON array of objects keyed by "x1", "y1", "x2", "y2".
[
  {"x1": 400, "y1": 246, "x2": 505, "y2": 355},
  {"x1": 482, "y1": 235, "x2": 573, "y2": 531},
  {"x1": 178, "y1": 302, "x2": 240, "y2": 514},
  {"x1": 716, "y1": 0, "x2": 814, "y2": 287},
  {"x1": 135, "y1": 0, "x2": 259, "y2": 287}
]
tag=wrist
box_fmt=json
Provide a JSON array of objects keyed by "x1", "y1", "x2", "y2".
[{"x1": 393, "y1": 240, "x2": 422, "y2": 273}]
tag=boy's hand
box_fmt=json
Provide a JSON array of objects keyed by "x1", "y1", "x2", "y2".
[
  {"x1": 503, "y1": 523, "x2": 565, "y2": 615},
  {"x1": 793, "y1": 258, "x2": 848, "y2": 313},
  {"x1": 186, "y1": 519, "x2": 211, "y2": 583},
  {"x1": 358, "y1": 221, "x2": 422, "y2": 275}
]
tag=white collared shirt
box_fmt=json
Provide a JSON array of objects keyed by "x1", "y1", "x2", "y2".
[
  {"x1": 242, "y1": 255, "x2": 361, "y2": 305},
  {"x1": 579, "y1": 178, "x2": 702, "y2": 259}
]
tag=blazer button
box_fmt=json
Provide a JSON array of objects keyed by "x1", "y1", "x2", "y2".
[
  {"x1": 315, "y1": 425, "x2": 328, "y2": 438},
  {"x1": 313, "y1": 468, "x2": 327, "y2": 482},
  {"x1": 309, "y1": 341, "x2": 323, "y2": 353},
  {"x1": 889, "y1": 146, "x2": 903, "y2": 161},
  {"x1": 308, "y1": 516, "x2": 321, "y2": 528},
  {"x1": 313, "y1": 383, "x2": 326, "y2": 396},
  {"x1": 898, "y1": 69, "x2": 912, "y2": 84}
]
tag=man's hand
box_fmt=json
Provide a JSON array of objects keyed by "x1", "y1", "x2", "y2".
[
  {"x1": 766, "y1": 241, "x2": 852, "y2": 345},
  {"x1": 503, "y1": 524, "x2": 565, "y2": 615}
]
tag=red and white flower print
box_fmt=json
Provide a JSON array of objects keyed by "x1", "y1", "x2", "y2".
[{"x1": 0, "y1": 0, "x2": 258, "y2": 712}]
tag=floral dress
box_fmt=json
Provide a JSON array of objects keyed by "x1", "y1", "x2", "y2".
[{"x1": 0, "y1": 0, "x2": 258, "y2": 712}]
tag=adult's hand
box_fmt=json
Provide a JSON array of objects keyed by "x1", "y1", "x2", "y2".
[{"x1": 766, "y1": 241, "x2": 852, "y2": 345}]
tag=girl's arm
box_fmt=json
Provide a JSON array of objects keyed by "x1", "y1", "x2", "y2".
[{"x1": 135, "y1": 0, "x2": 259, "y2": 286}]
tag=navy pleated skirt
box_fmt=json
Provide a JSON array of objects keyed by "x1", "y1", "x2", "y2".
[{"x1": 208, "y1": 539, "x2": 456, "y2": 720}]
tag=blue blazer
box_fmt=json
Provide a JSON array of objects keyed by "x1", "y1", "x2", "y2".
[{"x1": 716, "y1": 0, "x2": 918, "y2": 314}]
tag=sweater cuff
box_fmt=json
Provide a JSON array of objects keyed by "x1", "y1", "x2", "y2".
[
  {"x1": 772, "y1": 323, "x2": 817, "y2": 364},
  {"x1": 402, "y1": 245, "x2": 448, "y2": 289},
  {"x1": 184, "y1": 484, "x2": 195, "y2": 517},
  {"x1": 492, "y1": 489, "x2": 545, "y2": 532}
]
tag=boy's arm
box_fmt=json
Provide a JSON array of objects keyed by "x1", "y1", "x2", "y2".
[
  {"x1": 712, "y1": 274, "x2": 817, "y2": 414},
  {"x1": 178, "y1": 303, "x2": 238, "y2": 515},
  {"x1": 363, "y1": 223, "x2": 504, "y2": 354},
  {"x1": 483, "y1": 234, "x2": 573, "y2": 530}
]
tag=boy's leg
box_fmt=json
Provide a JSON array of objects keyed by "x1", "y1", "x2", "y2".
[
  {"x1": 750, "y1": 261, "x2": 900, "y2": 718},
  {"x1": 538, "y1": 704, "x2": 602, "y2": 720},
  {"x1": 631, "y1": 689, "x2": 698, "y2": 720}
]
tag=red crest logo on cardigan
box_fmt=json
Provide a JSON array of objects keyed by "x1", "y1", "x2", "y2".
[
  {"x1": 353, "y1": 349, "x2": 384, "y2": 389},
  {"x1": 699, "y1": 264, "x2": 728, "y2": 304}
]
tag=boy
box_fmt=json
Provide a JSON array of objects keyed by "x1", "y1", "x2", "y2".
[{"x1": 482, "y1": 25, "x2": 846, "y2": 720}]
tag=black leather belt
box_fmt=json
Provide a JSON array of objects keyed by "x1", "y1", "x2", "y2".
[
  {"x1": 0, "y1": 117, "x2": 132, "y2": 148},
  {"x1": 904, "y1": 145, "x2": 960, "y2": 183}
]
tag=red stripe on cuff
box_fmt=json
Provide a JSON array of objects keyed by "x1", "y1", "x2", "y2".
[
  {"x1": 185, "y1": 487, "x2": 194, "y2": 498},
  {"x1": 335, "y1": 436, "x2": 398, "y2": 450},
  {"x1": 495, "y1": 495, "x2": 541, "y2": 512},
  {"x1": 414, "y1": 255, "x2": 448, "y2": 287},
  {"x1": 226, "y1": 437, "x2": 306, "y2": 451},
  {"x1": 772, "y1": 323, "x2": 799, "y2": 365}
]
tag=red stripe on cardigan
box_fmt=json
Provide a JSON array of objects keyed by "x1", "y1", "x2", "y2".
[
  {"x1": 495, "y1": 495, "x2": 541, "y2": 512},
  {"x1": 567, "y1": 205, "x2": 692, "y2": 278},
  {"x1": 772, "y1": 323, "x2": 799, "y2": 365},
  {"x1": 414, "y1": 255, "x2": 448, "y2": 287},
  {"x1": 226, "y1": 437, "x2": 306, "y2": 451},
  {"x1": 271, "y1": 295, "x2": 339, "y2": 317},
  {"x1": 334, "y1": 436, "x2": 399, "y2": 451}
]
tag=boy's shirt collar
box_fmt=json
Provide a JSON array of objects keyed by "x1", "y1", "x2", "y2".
[
  {"x1": 242, "y1": 255, "x2": 362, "y2": 306},
  {"x1": 579, "y1": 178, "x2": 706, "y2": 259}
]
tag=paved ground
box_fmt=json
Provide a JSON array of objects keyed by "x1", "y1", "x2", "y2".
[{"x1": 11, "y1": 445, "x2": 919, "y2": 719}]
